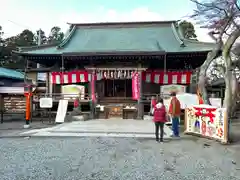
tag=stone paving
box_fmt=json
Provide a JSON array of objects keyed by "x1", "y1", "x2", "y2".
[
  {"x1": 0, "y1": 137, "x2": 240, "y2": 180},
  {"x1": 0, "y1": 120, "x2": 55, "y2": 137},
  {"x1": 20, "y1": 118, "x2": 173, "y2": 138}
]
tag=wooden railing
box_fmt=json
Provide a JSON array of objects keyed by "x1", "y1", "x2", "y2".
[
  {"x1": 142, "y1": 93, "x2": 171, "y2": 103},
  {"x1": 98, "y1": 97, "x2": 136, "y2": 104},
  {"x1": 33, "y1": 93, "x2": 91, "y2": 103},
  {"x1": 98, "y1": 93, "x2": 171, "y2": 104},
  {"x1": 32, "y1": 93, "x2": 171, "y2": 104}
]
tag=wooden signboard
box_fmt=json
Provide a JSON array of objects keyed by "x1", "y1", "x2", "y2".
[{"x1": 184, "y1": 105, "x2": 228, "y2": 144}]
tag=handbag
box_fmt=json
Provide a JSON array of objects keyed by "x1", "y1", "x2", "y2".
[
  {"x1": 150, "y1": 108, "x2": 154, "y2": 116},
  {"x1": 166, "y1": 114, "x2": 171, "y2": 122}
]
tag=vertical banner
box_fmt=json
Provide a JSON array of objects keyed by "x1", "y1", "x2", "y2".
[
  {"x1": 91, "y1": 72, "x2": 96, "y2": 103},
  {"x1": 132, "y1": 72, "x2": 140, "y2": 100}
]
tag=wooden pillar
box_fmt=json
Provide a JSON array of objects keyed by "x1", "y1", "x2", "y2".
[
  {"x1": 48, "y1": 72, "x2": 53, "y2": 95},
  {"x1": 0, "y1": 94, "x2": 4, "y2": 123},
  {"x1": 137, "y1": 64, "x2": 144, "y2": 120},
  {"x1": 25, "y1": 94, "x2": 31, "y2": 125},
  {"x1": 89, "y1": 70, "x2": 96, "y2": 119}
]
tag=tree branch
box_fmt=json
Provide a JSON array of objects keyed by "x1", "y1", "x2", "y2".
[{"x1": 234, "y1": 0, "x2": 240, "y2": 12}]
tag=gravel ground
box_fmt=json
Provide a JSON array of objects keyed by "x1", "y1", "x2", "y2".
[{"x1": 0, "y1": 137, "x2": 240, "y2": 180}]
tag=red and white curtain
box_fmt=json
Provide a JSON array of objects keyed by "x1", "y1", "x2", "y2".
[
  {"x1": 50, "y1": 71, "x2": 192, "y2": 85},
  {"x1": 142, "y1": 71, "x2": 192, "y2": 84},
  {"x1": 51, "y1": 71, "x2": 89, "y2": 84}
]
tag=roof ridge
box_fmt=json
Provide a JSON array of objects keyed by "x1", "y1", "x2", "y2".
[
  {"x1": 67, "y1": 20, "x2": 177, "y2": 26},
  {"x1": 171, "y1": 22, "x2": 185, "y2": 47},
  {"x1": 58, "y1": 25, "x2": 77, "y2": 48}
]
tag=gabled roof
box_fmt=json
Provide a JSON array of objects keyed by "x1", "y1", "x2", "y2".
[
  {"x1": 0, "y1": 67, "x2": 25, "y2": 80},
  {"x1": 14, "y1": 21, "x2": 216, "y2": 55}
]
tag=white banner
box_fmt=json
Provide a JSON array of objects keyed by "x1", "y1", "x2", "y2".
[{"x1": 55, "y1": 99, "x2": 68, "y2": 123}]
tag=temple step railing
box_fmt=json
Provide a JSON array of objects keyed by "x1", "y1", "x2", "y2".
[{"x1": 98, "y1": 97, "x2": 136, "y2": 105}]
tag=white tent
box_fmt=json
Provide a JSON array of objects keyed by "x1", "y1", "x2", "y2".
[
  {"x1": 176, "y1": 93, "x2": 199, "y2": 109},
  {"x1": 164, "y1": 93, "x2": 199, "y2": 110}
]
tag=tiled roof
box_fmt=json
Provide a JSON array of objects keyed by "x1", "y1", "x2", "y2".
[
  {"x1": 14, "y1": 21, "x2": 215, "y2": 55},
  {"x1": 0, "y1": 67, "x2": 25, "y2": 80}
]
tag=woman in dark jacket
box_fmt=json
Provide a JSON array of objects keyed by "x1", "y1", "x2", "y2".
[{"x1": 153, "y1": 98, "x2": 168, "y2": 143}]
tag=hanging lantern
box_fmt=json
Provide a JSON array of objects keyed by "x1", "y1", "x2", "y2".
[
  {"x1": 124, "y1": 70, "x2": 127, "y2": 78},
  {"x1": 117, "y1": 70, "x2": 121, "y2": 79},
  {"x1": 126, "y1": 70, "x2": 129, "y2": 79},
  {"x1": 131, "y1": 70, "x2": 134, "y2": 78},
  {"x1": 110, "y1": 71, "x2": 114, "y2": 78},
  {"x1": 114, "y1": 70, "x2": 117, "y2": 79},
  {"x1": 103, "y1": 71, "x2": 107, "y2": 79}
]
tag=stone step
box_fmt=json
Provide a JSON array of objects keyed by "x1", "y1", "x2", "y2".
[{"x1": 29, "y1": 131, "x2": 173, "y2": 139}]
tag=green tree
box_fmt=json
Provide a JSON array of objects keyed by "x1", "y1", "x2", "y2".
[
  {"x1": 47, "y1": 26, "x2": 64, "y2": 44},
  {"x1": 0, "y1": 29, "x2": 36, "y2": 67},
  {"x1": 15, "y1": 29, "x2": 36, "y2": 47},
  {"x1": 35, "y1": 29, "x2": 47, "y2": 45},
  {"x1": 179, "y1": 20, "x2": 197, "y2": 40},
  {"x1": 0, "y1": 25, "x2": 5, "y2": 64}
]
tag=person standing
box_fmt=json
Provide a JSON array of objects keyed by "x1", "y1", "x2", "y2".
[
  {"x1": 168, "y1": 92, "x2": 181, "y2": 137},
  {"x1": 153, "y1": 98, "x2": 168, "y2": 143},
  {"x1": 150, "y1": 96, "x2": 157, "y2": 115}
]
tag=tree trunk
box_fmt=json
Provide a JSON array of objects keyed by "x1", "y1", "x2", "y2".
[
  {"x1": 223, "y1": 68, "x2": 233, "y2": 113},
  {"x1": 230, "y1": 70, "x2": 238, "y2": 117},
  {"x1": 222, "y1": 29, "x2": 240, "y2": 118},
  {"x1": 198, "y1": 46, "x2": 222, "y2": 104}
]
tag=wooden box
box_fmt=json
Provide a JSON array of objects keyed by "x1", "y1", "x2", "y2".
[
  {"x1": 123, "y1": 108, "x2": 137, "y2": 119},
  {"x1": 95, "y1": 107, "x2": 109, "y2": 119}
]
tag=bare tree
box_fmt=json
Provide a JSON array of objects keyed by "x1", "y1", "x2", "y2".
[
  {"x1": 0, "y1": 26, "x2": 3, "y2": 42},
  {"x1": 191, "y1": 0, "x2": 240, "y2": 117}
]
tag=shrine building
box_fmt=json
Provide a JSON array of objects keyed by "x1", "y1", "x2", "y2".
[{"x1": 13, "y1": 21, "x2": 215, "y2": 119}]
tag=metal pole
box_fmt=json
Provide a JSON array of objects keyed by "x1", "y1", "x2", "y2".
[
  {"x1": 164, "y1": 54, "x2": 167, "y2": 73},
  {"x1": 23, "y1": 58, "x2": 31, "y2": 128},
  {"x1": 24, "y1": 28, "x2": 41, "y2": 128},
  {"x1": 37, "y1": 28, "x2": 41, "y2": 69},
  {"x1": 61, "y1": 55, "x2": 64, "y2": 100}
]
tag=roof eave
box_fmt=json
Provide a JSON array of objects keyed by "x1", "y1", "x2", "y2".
[
  {"x1": 0, "y1": 76, "x2": 25, "y2": 80},
  {"x1": 62, "y1": 51, "x2": 166, "y2": 56},
  {"x1": 12, "y1": 51, "x2": 62, "y2": 56},
  {"x1": 182, "y1": 38, "x2": 216, "y2": 46},
  {"x1": 167, "y1": 50, "x2": 211, "y2": 54},
  {"x1": 17, "y1": 43, "x2": 58, "y2": 52}
]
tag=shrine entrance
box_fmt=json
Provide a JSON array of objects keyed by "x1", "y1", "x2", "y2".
[{"x1": 104, "y1": 79, "x2": 132, "y2": 97}]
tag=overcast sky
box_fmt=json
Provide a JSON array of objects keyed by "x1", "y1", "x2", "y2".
[{"x1": 0, "y1": 0, "x2": 213, "y2": 42}]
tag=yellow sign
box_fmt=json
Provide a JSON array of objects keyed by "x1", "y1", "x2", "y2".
[
  {"x1": 161, "y1": 85, "x2": 186, "y2": 95},
  {"x1": 61, "y1": 85, "x2": 85, "y2": 99}
]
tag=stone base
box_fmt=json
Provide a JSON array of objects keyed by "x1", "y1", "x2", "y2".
[
  {"x1": 71, "y1": 108, "x2": 82, "y2": 116},
  {"x1": 72, "y1": 114, "x2": 90, "y2": 121}
]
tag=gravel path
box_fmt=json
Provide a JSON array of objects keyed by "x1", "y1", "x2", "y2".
[{"x1": 0, "y1": 137, "x2": 240, "y2": 180}]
